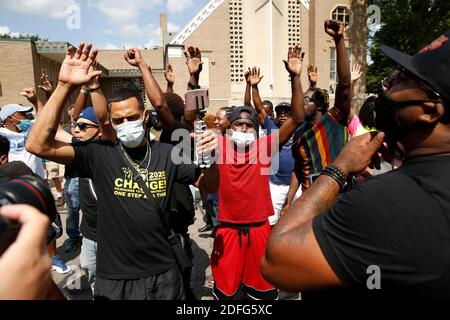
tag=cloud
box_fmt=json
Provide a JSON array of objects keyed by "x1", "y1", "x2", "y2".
[
  {"x1": 102, "y1": 43, "x2": 120, "y2": 50},
  {"x1": 89, "y1": 0, "x2": 164, "y2": 48},
  {"x1": 0, "y1": 25, "x2": 21, "y2": 37},
  {"x1": 91, "y1": 0, "x2": 162, "y2": 24},
  {"x1": 167, "y1": 0, "x2": 193, "y2": 14},
  {"x1": 167, "y1": 22, "x2": 181, "y2": 32},
  {"x1": 0, "y1": 0, "x2": 78, "y2": 19}
]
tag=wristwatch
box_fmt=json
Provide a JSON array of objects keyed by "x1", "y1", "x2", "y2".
[{"x1": 80, "y1": 88, "x2": 89, "y2": 96}]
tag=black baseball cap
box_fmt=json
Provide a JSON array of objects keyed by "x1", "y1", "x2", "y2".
[
  {"x1": 228, "y1": 106, "x2": 259, "y2": 131},
  {"x1": 381, "y1": 30, "x2": 450, "y2": 106},
  {"x1": 275, "y1": 102, "x2": 291, "y2": 114}
]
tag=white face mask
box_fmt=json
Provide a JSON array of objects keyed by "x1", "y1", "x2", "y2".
[
  {"x1": 114, "y1": 119, "x2": 145, "y2": 148},
  {"x1": 230, "y1": 131, "x2": 256, "y2": 147}
]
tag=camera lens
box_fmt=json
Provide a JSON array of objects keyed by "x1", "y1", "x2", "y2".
[
  {"x1": 0, "y1": 176, "x2": 57, "y2": 222},
  {"x1": 0, "y1": 176, "x2": 59, "y2": 255}
]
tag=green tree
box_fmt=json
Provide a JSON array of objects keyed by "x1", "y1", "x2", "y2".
[
  {"x1": 367, "y1": 0, "x2": 450, "y2": 93},
  {"x1": 0, "y1": 33, "x2": 46, "y2": 42}
]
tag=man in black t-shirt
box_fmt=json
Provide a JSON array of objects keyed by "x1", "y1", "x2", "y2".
[
  {"x1": 60, "y1": 106, "x2": 102, "y2": 294},
  {"x1": 26, "y1": 43, "x2": 218, "y2": 300},
  {"x1": 261, "y1": 30, "x2": 450, "y2": 299}
]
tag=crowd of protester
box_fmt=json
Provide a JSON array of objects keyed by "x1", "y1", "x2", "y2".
[{"x1": 0, "y1": 19, "x2": 449, "y2": 300}]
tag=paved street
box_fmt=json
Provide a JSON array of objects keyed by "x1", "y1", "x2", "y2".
[{"x1": 52, "y1": 194, "x2": 215, "y2": 300}]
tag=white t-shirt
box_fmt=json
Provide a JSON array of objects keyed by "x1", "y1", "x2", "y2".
[{"x1": 0, "y1": 125, "x2": 46, "y2": 179}]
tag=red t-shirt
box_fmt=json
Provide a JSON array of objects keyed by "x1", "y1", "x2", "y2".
[{"x1": 217, "y1": 134, "x2": 275, "y2": 224}]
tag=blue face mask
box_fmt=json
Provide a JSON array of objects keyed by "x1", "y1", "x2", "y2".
[
  {"x1": 114, "y1": 119, "x2": 145, "y2": 148},
  {"x1": 16, "y1": 119, "x2": 32, "y2": 133}
]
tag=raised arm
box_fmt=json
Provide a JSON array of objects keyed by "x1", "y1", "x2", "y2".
[
  {"x1": 165, "y1": 64, "x2": 175, "y2": 93},
  {"x1": 85, "y1": 60, "x2": 117, "y2": 141},
  {"x1": 184, "y1": 46, "x2": 203, "y2": 90},
  {"x1": 183, "y1": 46, "x2": 203, "y2": 124},
  {"x1": 349, "y1": 63, "x2": 363, "y2": 119},
  {"x1": 38, "y1": 74, "x2": 53, "y2": 101},
  {"x1": 307, "y1": 64, "x2": 318, "y2": 89},
  {"x1": 325, "y1": 20, "x2": 352, "y2": 125},
  {"x1": 71, "y1": 87, "x2": 88, "y2": 121},
  {"x1": 124, "y1": 48, "x2": 174, "y2": 130},
  {"x1": 26, "y1": 43, "x2": 102, "y2": 165},
  {"x1": 20, "y1": 87, "x2": 44, "y2": 115},
  {"x1": 248, "y1": 67, "x2": 267, "y2": 125},
  {"x1": 244, "y1": 70, "x2": 253, "y2": 107},
  {"x1": 277, "y1": 46, "x2": 305, "y2": 146}
]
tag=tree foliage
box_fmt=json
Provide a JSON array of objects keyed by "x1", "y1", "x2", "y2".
[
  {"x1": 0, "y1": 33, "x2": 46, "y2": 43},
  {"x1": 367, "y1": 0, "x2": 450, "y2": 93}
]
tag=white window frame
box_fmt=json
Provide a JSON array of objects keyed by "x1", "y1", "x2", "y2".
[{"x1": 329, "y1": 47, "x2": 352, "y2": 96}]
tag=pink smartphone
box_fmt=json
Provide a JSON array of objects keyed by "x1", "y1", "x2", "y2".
[{"x1": 185, "y1": 89, "x2": 209, "y2": 112}]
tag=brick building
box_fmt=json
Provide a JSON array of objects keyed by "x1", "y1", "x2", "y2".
[{"x1": 0, "y1": 0, "x2": 368, "y2": 115}]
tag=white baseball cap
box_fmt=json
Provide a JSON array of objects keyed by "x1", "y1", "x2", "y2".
[{"x1": 0, "y1": 104, "x2": 33, "y2": 121}]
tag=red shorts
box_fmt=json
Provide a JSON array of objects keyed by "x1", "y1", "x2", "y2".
[{"x1": 211, "y1": 220, "x2": 278, "y2": 300}]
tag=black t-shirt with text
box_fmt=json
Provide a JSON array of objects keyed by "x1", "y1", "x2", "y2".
[
  {"x1": 70, "y1": 140, "x2": 200, "y2": 280},
  {"x1": 313, "y1": 155, "x2": 450, "y2": 299}
]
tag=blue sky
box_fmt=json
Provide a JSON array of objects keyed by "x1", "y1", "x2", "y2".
[{"x1": 0, "y1": 0, "x2": 209, "y2": 49}]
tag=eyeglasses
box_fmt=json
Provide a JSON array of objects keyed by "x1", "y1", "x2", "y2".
[{"x1": 71, "y1": 122, "x2": 99, "y2": 131}]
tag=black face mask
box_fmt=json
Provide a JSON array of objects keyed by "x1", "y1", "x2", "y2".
[{"x1": 374, "y1": 90, "x2": 440, "y2": 145}]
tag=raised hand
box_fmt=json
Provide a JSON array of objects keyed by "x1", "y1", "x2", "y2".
[
  {"x1": 165, "y1": 64, "x2": 175, "y2": 86},
  {"x1": 283, "y1": 46, "x2": 305, "y2": 77},
  {"x1": 58, "y1": 43, "x2": 102, "y2": 86},
  {"x1": 184, "y1": 46, "x2": 203, "y2": 76},
  {"x1": 307, "y1": 64, "x2": 318, "y2": 86},
  {"x1": 248, "y1": 67, "x2": 264, "y2": 86},
  {"x1": 244, "y1": 70, "x2": 251, "y2": 84},
  {"x1": 351, "y1": 63, "x2": 363, "y2": 83},
  {"x1": 324, "y1": 19, "x2": 345, "y2": 39},
  {"x1": 124, "y1": 48, "x2": 145, "y2": 68},
  {"x1": 38, "y1": 74, "x2": 53, "y2": 94},
  {"x1": 20, "y1": 87, "x2": 38, "y2": 105},
  {"x1": 86, "y1": 60, "x2": 101, "y2": 90}
]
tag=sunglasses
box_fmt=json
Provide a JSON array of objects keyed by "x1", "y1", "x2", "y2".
[
  {"x1": 376, "y1": 90, "x2": 442, "y2": 110},
  {"x1": 385, "y1": 68, "x2": 443, "y2": 101},
  {"x1": 71, "y1": 122, "x2": 99, "y2": 131}
]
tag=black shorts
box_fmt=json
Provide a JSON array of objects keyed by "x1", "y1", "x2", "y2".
[{"x1": 94, "y1": 266, "x2": 185, "y2": 300}]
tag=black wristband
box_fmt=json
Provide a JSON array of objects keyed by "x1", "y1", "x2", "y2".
[
  {"x1": 188, "y1": 82, "x2": 200, "y2": 90},
  {"x1": 320, "y1": 164, "x2": 347, "y2": 190}
]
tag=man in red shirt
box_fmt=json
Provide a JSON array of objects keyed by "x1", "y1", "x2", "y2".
[{"x1": 205, "y1": 46, "x2": 306, "y2": 300}]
